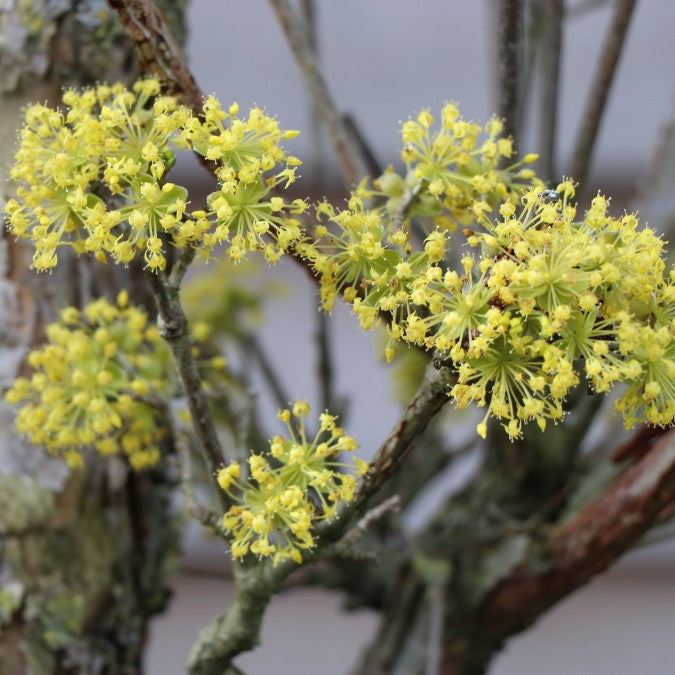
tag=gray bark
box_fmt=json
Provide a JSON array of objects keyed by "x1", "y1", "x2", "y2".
[{"x1": 0, "y1": 2, "x2": 186, "y2": 673}]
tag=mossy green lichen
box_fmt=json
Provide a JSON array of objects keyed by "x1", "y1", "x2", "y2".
[
  {"x1": 0, "y1": 476, "x2": 54, "y2": 535},
  {"x1": 0, "y1": 581, "x2": 24, "y2": 632}
]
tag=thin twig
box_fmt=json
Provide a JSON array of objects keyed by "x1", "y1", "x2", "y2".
[
  {"x1": 569, "y1": 0, "x2": 637, "y2": 192},
  {"x1": 298, "y1": 0, "x2": 338, "y2": 415},
  {"x1": 496, "y1": 0, "x2": 524, "y2": 143},
  {"x1": 339, "y1": 495, "x2": 401, "y2": 548},
  {"x1": 153, "y1": 394, "x2": 224, "y2": 527},
  {"x1": 244, "y1": 334, "x2": 290, "y2": 411},
  {"x1": 538, "y1": 0, "x2": 564, "y2": 182},
  {"x1": 147, "y1": 268, "x2": 227, "y2": 504},
  {"x1": 267, "y1": 0, "x2": 371, "y2": 185}
]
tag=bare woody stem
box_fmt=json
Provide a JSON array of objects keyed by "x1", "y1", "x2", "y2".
[
  {"x1": 496, "y1": 0, "x2": 524, "y2": 143},
  {"x1": 146, "y1": 257, "x2": 227, "y2": 504},
  {"x1": 186, "y1": 362, "x2": 454, "y2": 674},
  {"x1": 267, "y1": 0, "x2": 371, "y2": 185},
  {"x1": 106, "y1": 0, "x2": 202, "y2": 110},
  {"x1": 538, "y1": 0, "x2": 564, "y2": 182},
  {"x1": 569, "y1": 0, "x2": 637, "y2": 191}
]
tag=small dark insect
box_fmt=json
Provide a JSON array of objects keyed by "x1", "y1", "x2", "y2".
[{"x1": 538, "y1": 189, "x2": 560, "y2": 203}]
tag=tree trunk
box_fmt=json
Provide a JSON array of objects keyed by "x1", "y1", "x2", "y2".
[{"x1": 0, "y1": 2, "x2": 186, "y2": 672}]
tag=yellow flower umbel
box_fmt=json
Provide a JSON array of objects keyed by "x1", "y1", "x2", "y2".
[
  {"x1": 416, "y1": 183, "x2": 674, "y2": 437},
  {"x1": 4, "y1": 293, "x2": 175, "y2": 469},
  {"x1": 5, "y1": 80, "x2": 303, "y2": 271},
  {"x1": 375, "y1": 104, "x2": 541, "y2": 230},
  {"x1": 182, "y1": 96, "x2": 305, "y2": 264},
  {"x1": 217, "y1": 402, "x2": 366, "y2": 566},
  {"x1": 5, "y1": 80, "x2": 190, "y2": 271}
]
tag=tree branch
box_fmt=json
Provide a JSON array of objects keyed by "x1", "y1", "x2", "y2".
[
  {"x1": 106, "y1": 0, "x2": 202, "y2": 109},
  {"x1": 492, "y1": 428, "x2": 675, "y2": 611},
  {"x1": 538, "y1": 0, "x2": 563, "y2": 182},
  {"x1": 441, "y1": 427, "x2": 675, "y2": 671},
  {"x1": 496, "y1": 0, "x2": 524, "y2": 143},
  {"x1": 267, "y1": 0, "x2": 371, "y2": 185},
  {"x1": 568, "y1": 0, "x2": 637, "y2": 191},
  {"x1": 147, "y1": 268, "x2": 227, "y2": 504}
]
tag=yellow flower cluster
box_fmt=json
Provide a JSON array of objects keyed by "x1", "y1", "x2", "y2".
[
  {"x1": 4, "y1": 293, "x2": 174, "y2": 469},
  {"x1": 362, "y1": 104, "x2": 540, "y2": 231},
  {"x1": 217, "y1": 402, "x2": 366, "y2": 566},
  {"x1": 444, "y1": 184, "x2": 674, "y2": 436},
  {"x1": 4, "y1": 80, "x2": 304, "y2": 271},
  {"x1": 306, "y1": 195, "x2": 432, "y2": 326},
  {"x1": 304, "y1": 104, "x2": 674, "y2": 438}
]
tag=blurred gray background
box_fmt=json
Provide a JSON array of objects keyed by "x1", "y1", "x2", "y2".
[{"x1": 149, "y1": 2, "x2": 675, "y2": 673}]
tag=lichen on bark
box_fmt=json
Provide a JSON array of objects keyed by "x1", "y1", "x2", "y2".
[{"x1": 0, "y1": 1, "x2": 188, "y2": 673}]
